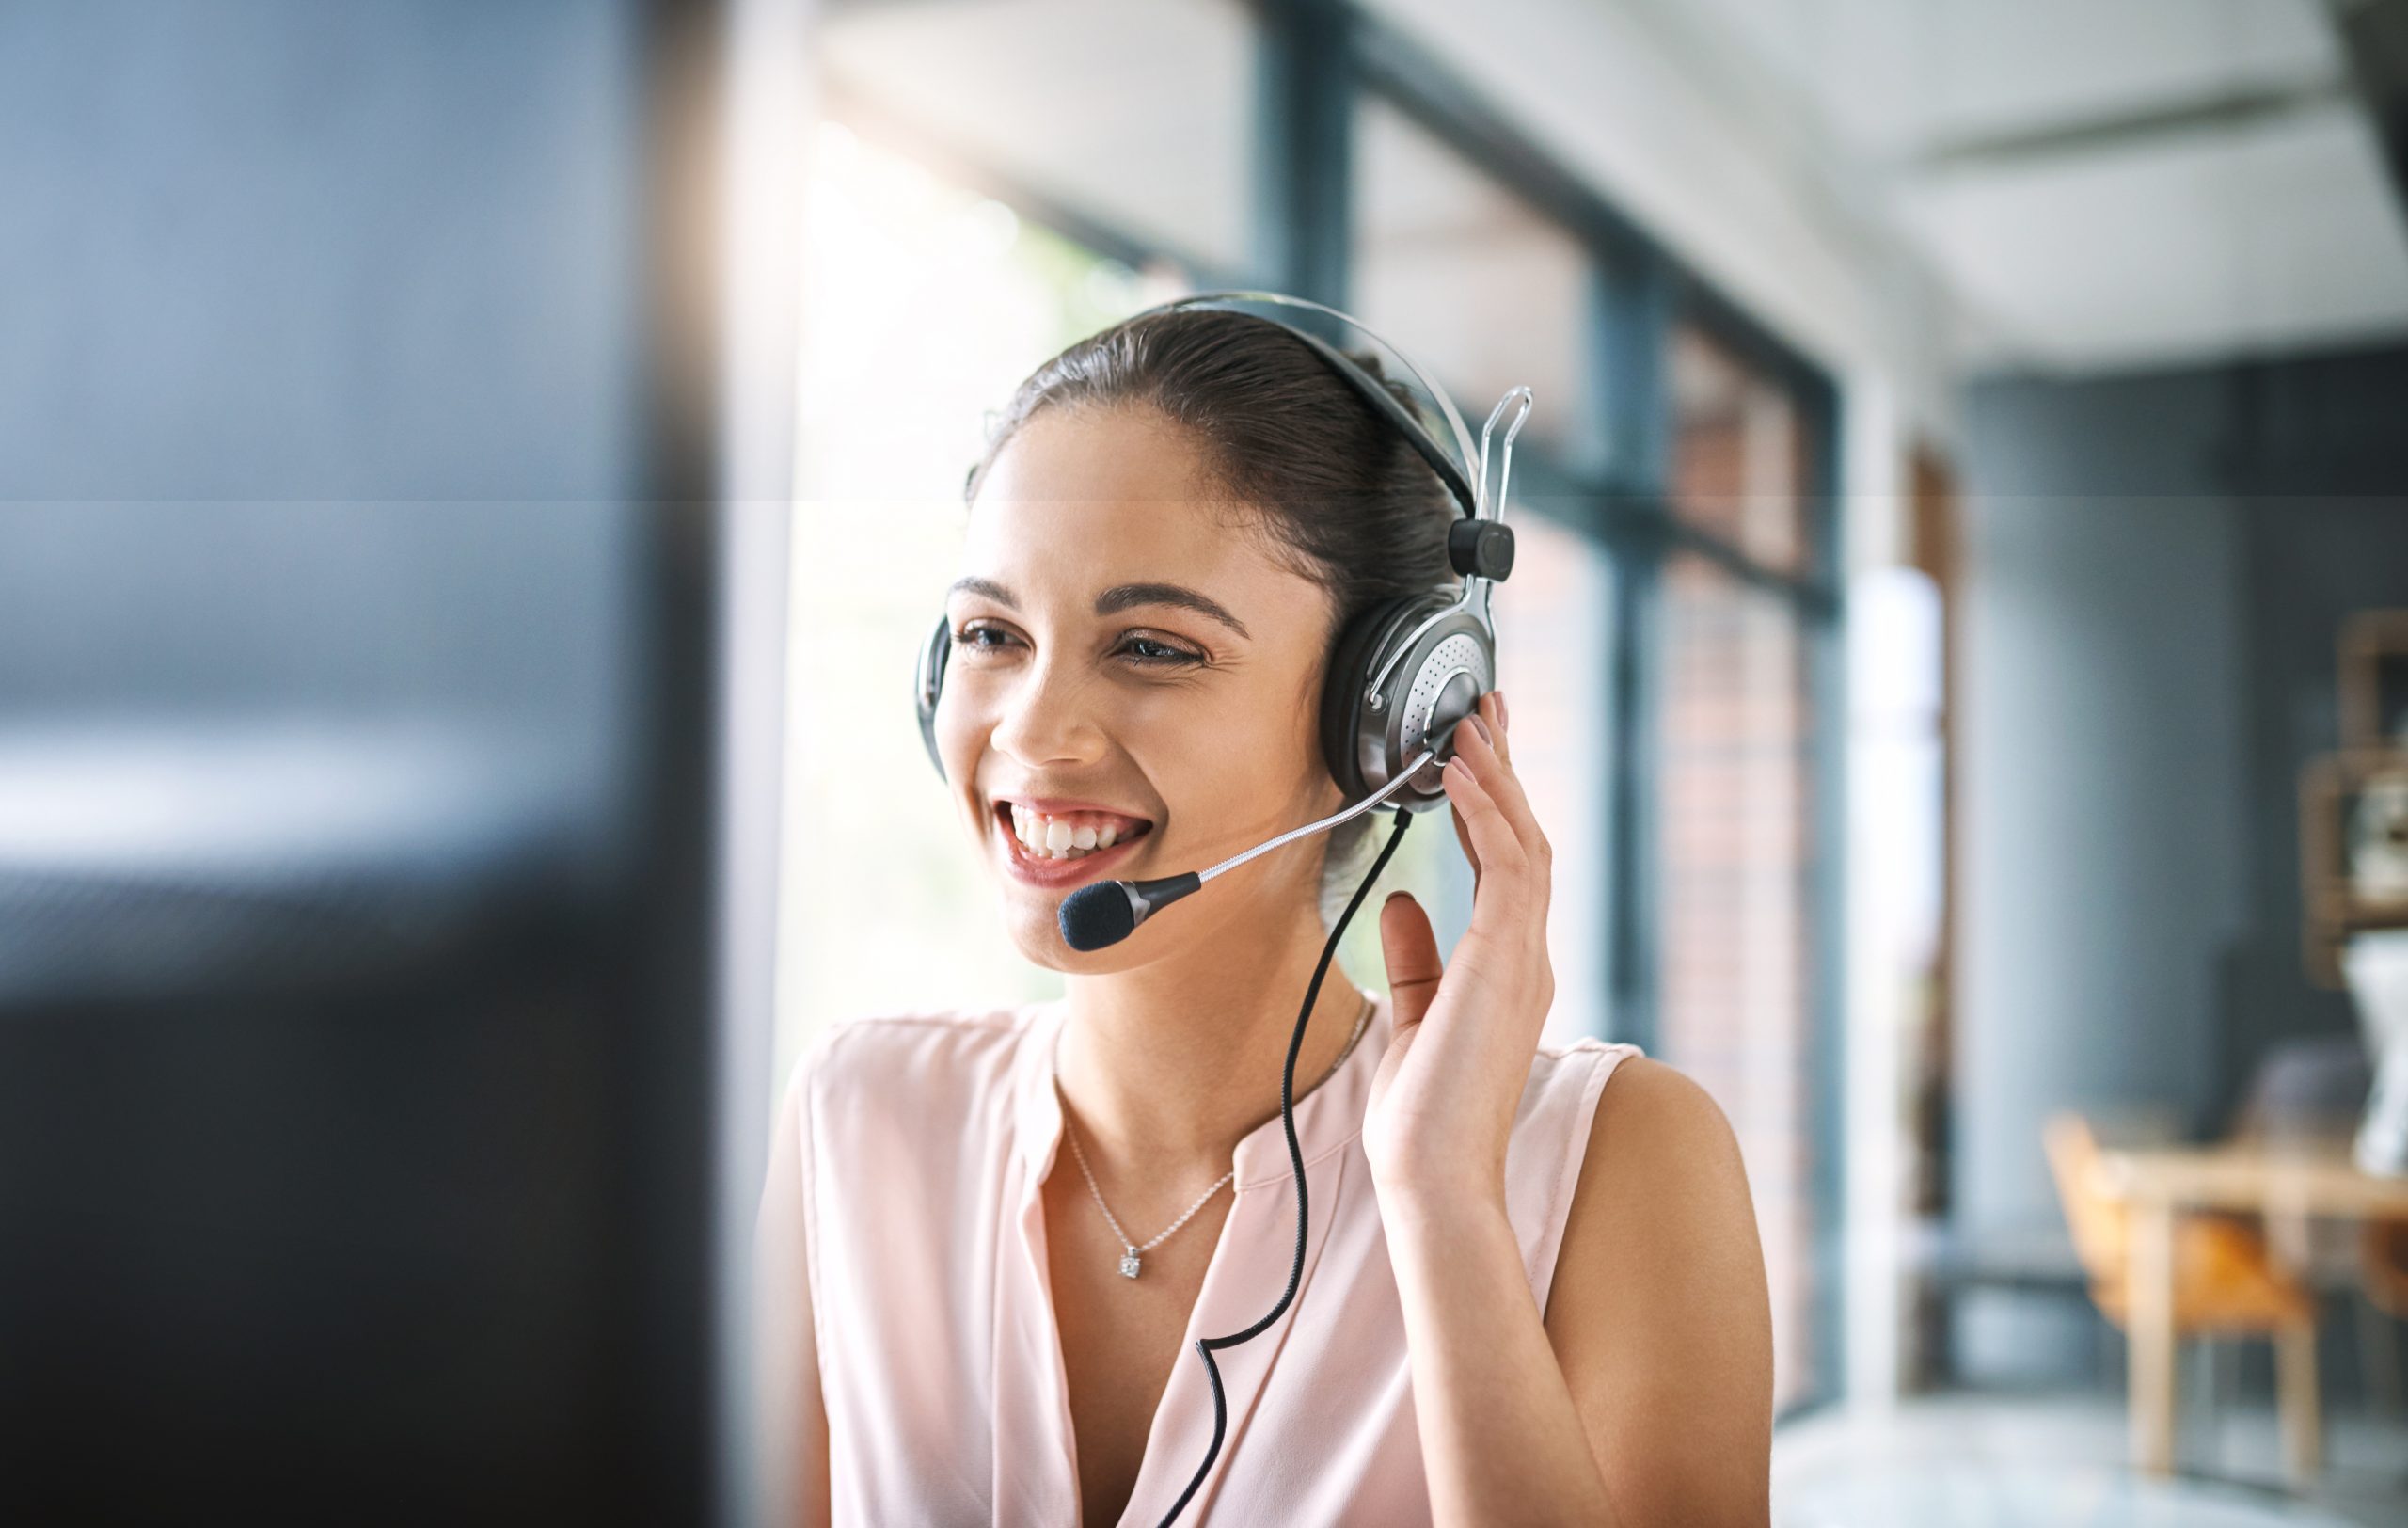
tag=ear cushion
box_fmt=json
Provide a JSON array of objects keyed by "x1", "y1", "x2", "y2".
[
  {"x1": 1318, "y1": 594, "x2": 1443, "y2": 803},
  {"x1": 913, "y1": 612, "x2": 951, "y2": 780}
]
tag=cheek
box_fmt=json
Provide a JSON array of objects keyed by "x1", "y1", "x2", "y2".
[
  {"x1": 934, "y1": 688, "x2": 974, "y2": 770},
  {"x1": 1164, "y1": 704, "x2": 1331, "y2": 827},
  {"x1": 933, "y1": 687, "x2": 991, "y2": 812}
]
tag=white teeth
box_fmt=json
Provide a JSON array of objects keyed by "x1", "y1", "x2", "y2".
[{"x1": 1004, "y1": 806, "x2": 1143, "y2": 861}]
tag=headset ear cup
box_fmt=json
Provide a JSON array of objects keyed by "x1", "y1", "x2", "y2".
[
  {"x1": 1318, "y1": 597, "x2": 1420, "y2": 803},
  {"x1": 914, "y1": 613, "x2": 951, "y2": 780},
  {"x1": 1323, "y1": 593, "x2": 1494, "y2": 811}
]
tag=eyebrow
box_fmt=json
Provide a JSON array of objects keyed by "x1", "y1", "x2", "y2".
[{"x1": 946, "y1": 577, "x2": 1252, "y2": 640}]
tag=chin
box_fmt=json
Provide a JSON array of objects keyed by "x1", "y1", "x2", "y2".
[{"x1": 991, "y1": 883, "x2": 1125, "y2": 970}]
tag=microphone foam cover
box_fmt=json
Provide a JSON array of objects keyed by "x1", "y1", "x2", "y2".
[{"x1": 1059, "y1": 881, "x2": 1137, "y2": 951}]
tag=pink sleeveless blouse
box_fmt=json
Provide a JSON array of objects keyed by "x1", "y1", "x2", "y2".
[{"x1": 785, "y1": 993, "x2": 1640, "y2": 1525}]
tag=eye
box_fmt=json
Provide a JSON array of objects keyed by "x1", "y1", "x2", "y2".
[
  {"x1": 948, "y1": 616, "x2": 1025, "y2": 655},
  {"x1": 1118, "y1": 633, "x2": 1203, "y2": 668}
]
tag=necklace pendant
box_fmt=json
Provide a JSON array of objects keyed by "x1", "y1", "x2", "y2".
[{"x1": 1118, "y1": 1250, "x2": 1142, "y2": 1280}]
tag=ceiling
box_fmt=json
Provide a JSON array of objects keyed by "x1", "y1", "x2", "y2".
[
  {"x1": 819, "y1": 0, "x2": 2408, "y2": 378},
  {"x1": 1684, "y1": 0, "x2": 2408, "y2": 372}
]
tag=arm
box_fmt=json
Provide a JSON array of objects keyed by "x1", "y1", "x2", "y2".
[
  {"x1": 1379, "y1": 1059, "x2": 1771, "y2": 1527},
  {"x1": 1545, "y1": 1058, "x2": 1772, "y2": 1526},
  {"x1": 755, "y1": 1073, "x2": 832, "y2": 1528},
  {"x1": 1378, "y1": 1178, "x2": 1621, "y2": 1525}
]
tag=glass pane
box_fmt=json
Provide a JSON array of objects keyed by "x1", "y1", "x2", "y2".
[
  {"x1": 1353, "y1": 94, "x2": 1600, "y2": 472},
  {"x1": 775, "y1": 122, "x2": 1180, "y2": 1097},
  {"x1": 1658, "y1": 551, "x2": 1822, "y2": 1410},
  {"x1": 820, "y1": 0, "x2": 1256, "y2": 276},
  {"x1": 1671, "y1": 325, "x2": 1814, "y2": 575}
]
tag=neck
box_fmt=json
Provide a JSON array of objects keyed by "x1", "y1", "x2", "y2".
[{"x1": 1054, "y1": 902, "x2": 1370, "y2": 1180}]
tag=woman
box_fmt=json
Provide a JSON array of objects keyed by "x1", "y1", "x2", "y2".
[{"x1": 757, "y1": 308, "x2": 1772, "y2": 1525}]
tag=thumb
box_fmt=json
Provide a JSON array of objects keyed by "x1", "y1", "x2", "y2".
[{"x1": 1379, "y1": 890, "x2": 1444, "y2": 1034}]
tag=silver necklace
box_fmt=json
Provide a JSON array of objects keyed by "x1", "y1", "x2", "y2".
[{"x1": 1058, "y1": 988, "x2": 1375, "y2": 1281}]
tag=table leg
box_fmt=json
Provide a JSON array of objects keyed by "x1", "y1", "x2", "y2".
[
  {"x1": 2265, "y1": 1197, "x2": 2323, "y2": 1486},
  {"x1": 2276, "y1": 1318, "x2": 2323, "y2": 1485},
  {"x1": 2129, "y1": 1194, "x2": 2177, "y2": 1476}
]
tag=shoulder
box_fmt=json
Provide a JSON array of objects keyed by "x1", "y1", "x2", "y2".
[
  {"x1": 1560, "y1": 1053, "x2": 1760, "y2": 1282},
  {"x1": 797, "y1": 1004, "x2": 1040, "y2": 1088},
  {"x1": 1522, "y1": 1035, "x2": 1646, "y2": 1107},
  {"x1": 792, "y1": 1003, "x2": 1045, "y2": 1102},
  {"x1": 784, "y1": 1003, "x2": 1053, "y2": 1156},
  {"x1": 1579, "y1": 1054, "x2": 1743, "y2": 1174},
  {"x1": 1507, "y1": 1037, "x2": 1647, "y2": 1165}
]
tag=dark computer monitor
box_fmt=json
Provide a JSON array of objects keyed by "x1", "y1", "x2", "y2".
[{"x1": 0, "y1": 4, "x2": 791, "y2": 1523}]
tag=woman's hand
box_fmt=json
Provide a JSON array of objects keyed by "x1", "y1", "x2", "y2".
[{"x1": 1364, "y1": 688, "x2": 1554, "y2": 1216}]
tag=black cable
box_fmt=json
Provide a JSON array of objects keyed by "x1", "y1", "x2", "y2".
[{"x1": 1155, "y1": 804, "x2": 1415, "y2": 1527}]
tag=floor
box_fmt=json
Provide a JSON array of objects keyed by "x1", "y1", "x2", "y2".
[{"x1": 1772, "y1": 1392, "x2": 2408, "y2": 1527}]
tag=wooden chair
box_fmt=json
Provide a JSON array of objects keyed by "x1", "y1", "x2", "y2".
[
  {"x1": 2367, "y1": 1217, "x2": 2408, "y2": 1416},
  {"x1": 2043, "y1": 1112, "x2": 2322, "y2": 1477},
  {"x1": 2367, "y1": 1217, "x2": 2408, "y2": 1318}
]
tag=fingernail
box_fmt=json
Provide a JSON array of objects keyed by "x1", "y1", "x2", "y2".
[
  {"x1": 1465, "y1": 714, "x2": 1492, "y2": 747},
  {"x1": 1496, "y1": 690, "x2": 1510, "y2": 731}
]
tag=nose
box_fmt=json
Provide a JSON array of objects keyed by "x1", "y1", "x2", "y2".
[{"x1": 983, "y1": 648, "x2": 1108, "y2": 771}]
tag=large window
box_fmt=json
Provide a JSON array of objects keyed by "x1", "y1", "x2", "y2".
[
  {"x1": 1654, "y1": 317, "x2": 1834, "y2": 1411},
  {"x1": 1659, "y1": 553, "x2": 1821, "y2": 1409}
]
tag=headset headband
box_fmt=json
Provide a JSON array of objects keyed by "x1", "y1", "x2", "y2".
[{"x1": 1147, "y1": 291, "x2": 1486, "y2": 520}]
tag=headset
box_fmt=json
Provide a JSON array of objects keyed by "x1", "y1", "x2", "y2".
[{"x1": 907, "y1": 290, "x2": 1532, "y2": 1524}]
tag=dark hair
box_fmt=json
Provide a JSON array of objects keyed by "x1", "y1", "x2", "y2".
[{"x1": 963, "y1": 308, "x2": 1456, "y2": 924}]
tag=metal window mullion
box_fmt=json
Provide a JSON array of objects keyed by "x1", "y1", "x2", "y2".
[
  {"x1": 1598, "y1": 254, "x2": 1671, "y2": 1053},
  {"x1": 1802, "y1": 377, "x2": 1849, "y2": 1413},
  {"x1": 1252, "y1": 0, "x2": 1352, "y2": 303}
]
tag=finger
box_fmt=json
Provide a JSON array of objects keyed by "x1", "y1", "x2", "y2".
[
  {"x1": 1442, "y1": 754, "x2": 1529, "y2": 916},
  {"x1": 1481, "y1": 690, "x2": 1510, "y2": 769},
  {"x1": 1437, "y1": 725, "x2": 1481, "y2": 886},
  {"x1": 1451, "y1": 799, "x2": 1480, "y2": 890},
  {"x1": 1452, "y1": 707, "x2": 1548, "y2": 870},
  {"x1": 1378, "y1": 891, "x2": 1444, "y2": 1033}
]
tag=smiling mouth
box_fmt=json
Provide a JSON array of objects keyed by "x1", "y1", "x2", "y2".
[{"x1": 992, "y1": 802, "x2": 1154, "y2": 865}]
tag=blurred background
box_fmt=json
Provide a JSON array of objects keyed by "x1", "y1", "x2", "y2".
[{"x1": 9, "y1": 0, "x2": 2408, "y2": 1524}]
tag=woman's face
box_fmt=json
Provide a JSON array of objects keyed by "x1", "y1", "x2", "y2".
[{"x1": 939, "y1": 403, "x2": 1345, "y2": 968}]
